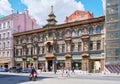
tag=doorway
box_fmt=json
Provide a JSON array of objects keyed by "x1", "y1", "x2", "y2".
[{"x1": 48, "y1": 60, "x2": 53, "y2": 71}]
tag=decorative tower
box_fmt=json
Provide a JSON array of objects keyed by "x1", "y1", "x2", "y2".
[{"x1": 45, "y1": 5, "x2": 57, "y2": 27}]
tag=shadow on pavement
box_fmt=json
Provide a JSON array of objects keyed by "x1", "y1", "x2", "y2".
[{"x1": 0, "y1": 73, "x2": 53, "y2": 84}]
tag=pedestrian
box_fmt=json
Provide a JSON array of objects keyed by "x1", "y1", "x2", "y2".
[
  {"x1": 29, "y1": 67, "x2": 37, "y2": 81},
  {"x1": 61, "y1": 67, "x2": 64, "y2": 77},
  {"x1": 66, "y1": 68, "x2": 70, "y2": 77},
  {"x1": 71, "y1": 67, "x2": 75, "y2": 74}
]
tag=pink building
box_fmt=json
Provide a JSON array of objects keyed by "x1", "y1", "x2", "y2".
[
  {"x1": 13, "y1": 10, "x2": 39, "y2": 33},
  {"x1": 65, "y1": 10, "x2": 94, "y2": 23},
  {"x1": 0, "y1": 10, "x2": 39, "y2": 68}
]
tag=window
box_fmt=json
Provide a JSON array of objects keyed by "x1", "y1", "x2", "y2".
[
  {"x1": 0, "y1": 34, "x2": 1, "y2": 40},
  {"x1": 3, "y1": 52, "x2": 5, "y2": 57},
  {"x1": 38, "y1": 35, "x2": 41, "y2": 41},
  {"x1": 72, "y1": 31, "x2": 75, "y2": 37},
  {"x1": 89, "y1": 41, "x2": 93, "y2": 50},
  {"x1": 7, "y1": 21, "x2": 10, "y2": 28},
  {"x1": 42, "y1": 46, "x2": 44, "y2": 54},
  {"x1": 56, "y1": 32, "x2": 59, "y2": 40},
  {"x1": 0, "y1": 43, "x2": 1, "y2": 48},
  {"x1": 89, "y1": 28, "x2": 93, "y2": 35},
  {"x1": 62, "y1": 31, "x2": 65, "y2": 39},
  {"x1": 42, "y1": 34, "x2": 45, "y2": 41},
  {"x1": 78, "y1": 42, "x2": 82, "y2": 52},
  {"x1": 0, "y1": 24, "x2": 1, "y2": 29},
  {"x1": 56, "y1": 45, "x2": 59, "y2": 53},
  {"x1": 62, "y1": 44, "x2": 65, "y2": 53},
  {"x1": 7, "y1": 51, "x2": 9, "y2": 57},
  {"x1": 48, "y1": 45, "x2": 53, "y2": 53},
  {"x1": 3, "y1": 42, "x2": 5, "y2": 49},
  {"x1": 78, "y1": 29, "x2": 82, "y2": 36},
  {"x1": 38, "y1": 46, "x2": 40, "y2": 54},
  {"x1": 80, "y1": 15, "x2": 85, "y2": 18},
  {"x1": 31, "y1": 47, "x2": 33, "y2": 55},
  {"x1": 97, "y1": 40, "x2": 101, "y2": 50},
  {"x1": 7, "y1": 32, "x2": 10, "y2": 38},
  {"x1": 3, "y1": 23, "x2": 5, "y2": 28},
  {"x1": 8, "y1": 41, "x2": 9, "y2": 48},
  {"x1": 96, "y1": 26, "x2": 101, "y2": 33},
  {"x1": 71, "y1": 43, "x2": 75, "y2": 52},
  {"x1": 3, "y1": 33, "x2": 5, "y2": 39},
  {"x1": 48, "y1": 31, "x2": 53, "y2": 37}
]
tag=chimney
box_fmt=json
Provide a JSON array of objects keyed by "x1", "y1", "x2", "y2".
[{"x1": 24, "y1": 10, "x2": 29, "y2": 15}]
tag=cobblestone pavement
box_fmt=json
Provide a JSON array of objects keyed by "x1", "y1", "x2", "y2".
[{"x1": 0, "y1": 72, "x2": 120, "y2": 84}]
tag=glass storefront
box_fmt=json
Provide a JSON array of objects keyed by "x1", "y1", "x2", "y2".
[{"x1": 72, "y1": 60, "x2": 81, "y2": 70}]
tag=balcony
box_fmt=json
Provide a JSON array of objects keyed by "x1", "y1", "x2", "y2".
[
  {"x1": 81, "y1": 51, "x2": 89, "y2": 57},
  {"x1": 64, "y1": 35, "x2": 71, "y2": 42},
  {"x1": 65, "y1": 52, "x2": 71, "y2": 58},
  {"x1": 44, "y1": 37, "x2": 55, "y2": 45}
]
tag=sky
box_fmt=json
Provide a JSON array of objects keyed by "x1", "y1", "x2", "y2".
[{"x1": 0, "y1": 0, "x2": 103, "y2": 26}]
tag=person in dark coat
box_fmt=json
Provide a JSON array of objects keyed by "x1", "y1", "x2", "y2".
[{"x1": 29, "y1": 67, "x2": 37, "y2": 81}]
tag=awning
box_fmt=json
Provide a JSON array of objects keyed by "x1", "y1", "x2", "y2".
[
  {"x1": 0, "y1": 60, "x2": 10, "y2": 63},
  {"x1": 45, "y1": 54, "x2": 55, "y2": 58}
]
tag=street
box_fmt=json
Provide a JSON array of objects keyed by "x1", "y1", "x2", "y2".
[{"x1": 0, "y1": 72, "x2": 120, "y2": 84}]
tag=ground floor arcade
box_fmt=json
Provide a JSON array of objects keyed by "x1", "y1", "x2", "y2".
[{"x1": 15, "y1": 55, "x2": 104, "y2": 73}]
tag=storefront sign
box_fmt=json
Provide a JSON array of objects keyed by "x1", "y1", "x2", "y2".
[{"x1": 15, "y1": 58, "x2": 22, "y2": 61}]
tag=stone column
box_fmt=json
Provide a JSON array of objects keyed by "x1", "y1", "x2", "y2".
[
  {"x1": 33, "y1": 58, "x2": 38, "y2": 69},
  {"x1": 35, "y1": 47, "x2": 37, "y2": 55},
  {"x1": 82, "y1": 58, "x2": 89, "y2": 72},
  {"x1": 100, "y1": 59, "x2": 104, "y2": 72},
  {"x1": 22, "y1": 59, "x2": 26, "y2": 69},
  {"x1": 53, "y1": 30, "x2": 56, "y2": 39},
  {"x1": 81, "y1": 42, "x2": 84, "y2": 51},
  {"x1": 29, "y1": 47, "x2": 31, "y2": 55},
  {"x1": 101, "y1": 38, "x2": 104, "y2": 50},
  {"x1": 74, "y1": 42, "x2": 78, "y2": 52},
  {"x1": 65, "y1": 58, "x2": 71, "y2": 69},
  {"x1": 59, "y1": 44, "x2": 62, "y2": 53},
  {"x1": 93, "y1": 41, "x2": 97, "y2": 50}
]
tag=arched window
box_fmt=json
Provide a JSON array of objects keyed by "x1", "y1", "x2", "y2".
[
  {"x1": 71, "y1": 43, "x2": 75, "y2": 52},
  {"x1": 78, "y1": 29, "x2": 82, "y2": 36},
  {"x1": 72, "y1": 30, "x2": 75, "y2": 37},
  {"x1": 96, "y1": 26, "x2": 101, "y2": 33},
  {"x1": 89, "y1": 28, "x2": 93, "y2": 35}
]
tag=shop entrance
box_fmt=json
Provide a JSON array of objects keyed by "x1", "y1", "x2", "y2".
[
  {"x1": 48, "y1": 60, "x2": 53, "y2": 71},
  {"x1": 72, "y1": 60, "x2": 82, "y2": 70},
  {"x1": 4, "y1": 64, "x2": 8, "y2": 68}
]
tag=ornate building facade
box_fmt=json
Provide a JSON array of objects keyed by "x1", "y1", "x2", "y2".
[{"x1": 13, "y1": 7, "x2": 105, "y2": 73}]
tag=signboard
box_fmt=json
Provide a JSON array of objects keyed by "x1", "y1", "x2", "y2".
[{"x1": 54, "y1": 60, "x2": 58, "y2": 64}]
